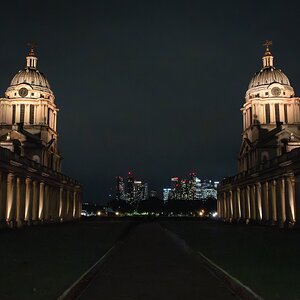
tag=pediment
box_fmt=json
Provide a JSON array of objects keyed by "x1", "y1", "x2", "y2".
[
  {"x1": 275, "y1": 128, "x2": 300, "y2": 142},
  {"x1": 0, "y1": 130, "x2": 27, "y2": 142}
]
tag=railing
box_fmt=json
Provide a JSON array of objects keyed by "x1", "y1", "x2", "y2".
[
  {"x1": 0, "y1": 147, "x2": 80, "y2": 186},
  {"x1": 218, "y1": 147, "x2": 300, "y2": 188}
]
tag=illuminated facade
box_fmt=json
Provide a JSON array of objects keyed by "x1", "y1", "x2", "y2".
[
  {"x1": 0, "y1": 46, "x2": 82, "y2": 227},
  {"x1": 218, "y1": 42, "x2": 300, "y2": 227}
]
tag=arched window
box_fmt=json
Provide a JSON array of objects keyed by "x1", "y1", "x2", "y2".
[
  {"x1": 12, "y1": 105, "x2": 16, "y2": 124},
  {"x1": 30, "y1": 105, "x2": 34, "y2": 124},
  {"x1": 284, "y1": 104, "x2": 288, "y2": 123},
  {"x1": 20, "y1": 104, "x2": 25, "y2": 123},
  {"x1": 265, "y1": 104, "x2": 270, "y2": 124},
  {"x1": 32, "y1": 155, "x2": 40, "y2": 163},
  {"x1": 275, "y1": 103, "x2": 280, "y2": 122}
]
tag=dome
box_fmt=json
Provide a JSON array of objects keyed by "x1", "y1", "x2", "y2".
[
  {"x1": 6, "y1": 47, "x2": 53, "y2": 97},
  {"x1": 248, "y1": 66, "x2": 290, "y2": 89},
  {"x1": 10, "y1": 68, "x2": 51, "y2": 89}
]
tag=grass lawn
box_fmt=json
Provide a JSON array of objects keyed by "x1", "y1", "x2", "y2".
[
  {"x1": 0, "y1": 219, "x2": 133, "y2": 300},
  {"x1": 162, "y1": 220, "x2": 300, "y2": 300}
]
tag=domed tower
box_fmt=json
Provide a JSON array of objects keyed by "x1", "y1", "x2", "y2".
[
  {"x1": 0, "y1": 45, "x2": 61, "y2": 171},
  {"x1": 239, "y1": 41, "x2": 300, "y2": 172}
]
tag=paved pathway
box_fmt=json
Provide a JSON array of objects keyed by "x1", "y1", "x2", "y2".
[{"x1": 78, "y1": 222, "x2": 237, "y2": 300}]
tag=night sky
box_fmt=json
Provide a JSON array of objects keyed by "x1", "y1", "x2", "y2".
[{"x1": 1, "y1": 1, "x2": 300, "y2": 203}]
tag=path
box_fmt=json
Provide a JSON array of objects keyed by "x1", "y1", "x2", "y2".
[{"x1": 77, "y1": 222, "x2": 237, "y2": 300}]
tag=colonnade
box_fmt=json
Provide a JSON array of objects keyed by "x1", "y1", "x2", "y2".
[
  {"x1": 217, "y1": 175, "x2": 299, "y2": 227},
  {"x1": 0, "y1": 171, "x2": 81, "y2": 227}
]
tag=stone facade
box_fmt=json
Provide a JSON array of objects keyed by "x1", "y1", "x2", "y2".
[
  {"x1": 218, "y1": 148, "x2": 300, "y2": 227},
  {"x1": 0, "y1": 147, "x2": 81, "y2": 227},
  {"x1": 218, "y1": 43, "x2": 300, "y2": 227},
  {"x1": 0, "y1": 46, "x2": 81, "y2": 227}
]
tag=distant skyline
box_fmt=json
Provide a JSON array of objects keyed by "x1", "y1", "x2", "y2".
[{"x1": 1, "y1": 1, "x2": 300, "y2": 203}]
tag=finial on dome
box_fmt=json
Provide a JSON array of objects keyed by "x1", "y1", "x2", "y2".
[
  {"x1": 27, "y1": 41, "x2": 37, "y2": 56},
  {"x1": 262, "y1": 40, "x2": 274, "y2": 68},
  {"x1": 26, "y1": 41, "x2": 38, "y2": 69}
]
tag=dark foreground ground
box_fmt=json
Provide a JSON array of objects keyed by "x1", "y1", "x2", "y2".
[
  {"x1": 77, "y1": 222, "x2": 236, "y2": 300},
  {"x1": 1, "y1": 218, "x2": 300, "y2": 300},
  {"x1": 0, "y1": 220, "x2": 132, "y2": 300},
  {"x1": 163, "y1": 220, "x2": 300, "y2": 300}
]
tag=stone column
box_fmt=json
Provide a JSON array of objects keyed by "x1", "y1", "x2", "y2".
[
  {"x1": 66, "y1": 190, "x2": 70, "y2": 220},
  {"x1": 256, "y1": 183, "x2": 262, "y2": 221},
  {"x1": 0, "y1": 171, "x2": 4, "y2": 223},
  {"x1": 219, "y1": 197, "x2": 223, "y2": 218},
  {"x1": 262, "y1": 182, "x2": 269, "y2": 222},
  {"x1": 236, "y1": 188, "x2": 241, "y2": 220},
  {"x1": 241, "y1": 188, "x2": 246, "y2": 220},
  {"x1": 24, "y1": 178, "x2": 32, "y2": 223},
  {"x1": 73, "y1": 191, "x2": 77, "y2": 218},
  {"x1": 286, "y1": 175, "x2": 296, "y2": 226},
  {"x1": 246, "y1": 186, "x2": 251, "y2": 221},
  {"x1": 78, "y1": 192, "x2": 82, "y2": 218},
  {"x1": 250, "y1": 185, "x2": 257, "y2": 221},
  {"x1": 277, "y1": 177, "x2": 286, "y2": 227},
  {"x1": 294, "y1": 175, "x2": 300, "y2": 226},
  {"x1": 32, "y1": 181, "x2": 39, "y2": 222},
  {"x1": 59, "y1": 187, "x2": 64, "y2": 220},
  {"x1": 226, "y1": 192, "x2": 231, "y2": 220},
  {"x1": 223, "y1": 192, "x2": 227, "y2": 219},
  {"x1": 55, "y1": 188, "x2": 60, "y2": 220},
  {"x1": 15, "y1": 177, "x2": 22, "y2": 227},
  {"x1": 51, "y1": 187, "x2": 58, "y2": 221},
  {"x1": 44, "y1": 185, "x2": 50, "y2": 221},
  {"x1": 269, "y1": 180, "x2": 277, "y2": 224},
  {"x1": 229, "y1": 190, "x2": 233, "y2": 221},
  {"x1": 38, "y1": 182, "x2": 45, "y2": 221},
  {"x1": 6, "y1": 173, "x2": 15, "y2": 225}
]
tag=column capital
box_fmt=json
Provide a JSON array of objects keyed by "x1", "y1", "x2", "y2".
[{"x1": 7, "y1": 173, "x2": 14, "y2": 179}]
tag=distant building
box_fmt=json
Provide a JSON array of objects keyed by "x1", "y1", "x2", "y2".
[
  {"x1": 126, "y1": 172, "x2": 135, "y2": 203},
  {"x1": 116, "y1": 172, "x2": 148, "y2": 203},
  {"x1": 116, "y1": 176, "x2": 125, "y2": 200},
  {"x1": 196, "y1": 179, "x2": 218, "y2": 200},
  {"x1": 169, "y1": 174, "x2": 218, "y2": 200},
  {"x1": 163, "y1": 188, "x2": 172, "y2": 202},
  {"x1": 150, "y1": 190, "x2": 157, "y2": 197}
]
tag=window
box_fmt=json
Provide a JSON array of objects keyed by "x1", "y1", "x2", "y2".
[
  {"x1": 30, "y1": 105, "x2": 34, "y2": 124},
  {"x1": 275, "y1": 103, "x2": 280, "y2": 122},
  {"x1": 265, "y1": 104, "x2": 270, "y2": 124},
  {"x1": 20, "y1": 104, "x2": 25, "y2": 123},
  {"x1": 284, "y1": 104, "x2": 288, "y2": 123},
  {"x1": 12, "y1": 105, "x2": 16, "y2": 124},
  {"x1": 47, "y1": 108, "x2": 50, "y2": 125},
  {"x1": 249, "y1": 107, "x2": 252, "y2": 125}
]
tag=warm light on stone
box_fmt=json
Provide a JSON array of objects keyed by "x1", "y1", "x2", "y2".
[{"x1": 218, "y1": 42, "x2": 300, "y2": 228}]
